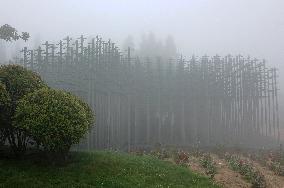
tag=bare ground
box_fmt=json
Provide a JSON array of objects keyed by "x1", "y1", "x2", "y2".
[
  {"x1": 164, "y1": 152, "x2": 284, "y2": 187},
  {"x1": 242, "y1": 156, "x2": 284, "y2": 188},
  {"x1": 186, "y1": 154, "x2": 251, "y2": 188},
  {"x1": 211, "y1": 154, "x2": 252, "y2": 188}
]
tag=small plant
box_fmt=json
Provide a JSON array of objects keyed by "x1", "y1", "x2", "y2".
[
  {"x1": 149, "y1": 148, "x2": 171, "y2": 160},
  {"x1": 269, "y1": 161, "x2": 284, "y2": 176},
  {"x1": 248, "y1": 149, "x2": 284, "y2": 177},
  {"x1": 175, "y1": 150, "x2": 190, "y2": 165},
  {"x1": 250, "y1": 152, "x2": 267, "y2": 167},
  {"x1": 200, "y1": 153, "x2": 217, "y2": 178},
  {"x1": 130, "y1": 148, "x2": 146, "y2": 156},
  {"x1": 225, "y1": 154, "x2": 266, "y2": 188}
]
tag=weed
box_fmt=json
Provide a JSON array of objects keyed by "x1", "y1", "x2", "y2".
[
  {"x1": 200, "y1": 153, "x2": 217, "y2": 179},
  {"x1": 225, "y1": 154, "x2": 266, "y2": 188}
]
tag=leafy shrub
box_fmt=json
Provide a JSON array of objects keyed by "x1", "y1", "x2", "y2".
[
  {"x1": 225, "y1": 154, "x2": 266, "y2": 188},
  {"x1": 200, "y1": 153, "x2": 217, "y2": 178},
  {"x1": 0, "y1": 65, "x2": 45, "y2": 102},
  {"x1": 0, "y1": 83, "x2": 10, "y2": 107},
  {"x1": 0, "y1": 64, "x2": 46, "y2": 154},
  {"x1": 0, "y1": 83, "x2": 10, "y2": 145},
  {"x1": 150, "y1": 148, "x2": 171, "y2": 160},
  {"x1": 75, "y1": 95, "x2": 95, "y2": 126},
  {"x1": 191, "y1": 145, "x2": 203, "y2": 158},
  {"x1": 269, "y1": 161, "x2": 284, "y2": 176},
  {"x1": 175, "y1": 151, "x2": 190, "y2": 165},
  {"x1": 249, "y1": 149, "x2": 284, "y2": 177},
  {"x1": 14, "y1": 88, "x2": 94, "y2": 160}
]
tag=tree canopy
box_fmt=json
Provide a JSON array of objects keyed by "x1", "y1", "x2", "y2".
[
  {"x1": 0, "y1": 65, "x2": 46, "y2": 154},
  {"x1": 14, "y1": 88, "x2": 94, "y2": 156},
  {"x1": 0, "y1": 24, "x2": 29, "y2": 42}
]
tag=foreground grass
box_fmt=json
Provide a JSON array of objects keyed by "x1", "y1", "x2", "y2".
[{"x1": 0, "y1": 151, "x2": 219, "y2": 188}]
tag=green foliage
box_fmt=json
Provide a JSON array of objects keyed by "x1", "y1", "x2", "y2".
[
  {"x1": 149, "y1": 148, "x2": 171, "y2": 160},
  {"x1": 0, "y1": 65, "x2": 45, "y2": 103},
  {"x1": 75, "y1": 95, "x2": 95, "y2": 128},
  {"x1": 174, "y1": 151, "x2": 190, "y2": 165},
  {"x1": 14, "y1": 88, "x2": 94, "y2": 157},
  {"x1": 0, "y1": 82, "x2": 10, "y2": 120},
  {"x1": 0, "y1": 83, "x2": 10, "y2": 145},
  {"x1": 0, "y1": 24, "x2": 29, "y2": 42},
  {"x1": 225, "y1": 154, "x2": 266, "y2": 188},
  {"x1": 200, "y1": 153, "x2": 217, "y2": 179},
  {"x1": 0, "y1": 65, "x2": 46, "y2": 154},
  {"x1": 0, "y1": 151, "x2": 220, "y2": 188},
  {"x1": 0, "y1": 83, "x2": 10, "y2": 106},
  {"x1": 247, "y1": 149, "x2": 284, "y2": 176},
  {"x1": 269, "y1": 161, "x2": 284, "y2": 176}
]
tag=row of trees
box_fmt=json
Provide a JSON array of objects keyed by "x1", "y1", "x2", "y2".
[
  {"x1": 17, "y1": 33, "x2": 280, "y2": 150},
  {"x1": 122, "y1": 32, "x2": 177, "y2": 59}
]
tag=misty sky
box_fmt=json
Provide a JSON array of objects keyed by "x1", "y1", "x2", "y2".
[
  {"x1": 1, "y1": 0, "x2": 284, "y2": 108},
  {"x1": 1, "y1": 0, "x2": 284, "y2": 60}
]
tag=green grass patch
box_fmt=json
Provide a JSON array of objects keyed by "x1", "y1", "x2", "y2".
[{"x1": 0, "y1": 151, "x2": 219, "y2": 188}]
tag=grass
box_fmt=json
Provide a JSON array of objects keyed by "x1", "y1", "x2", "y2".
[{"x1": 0, "y1": 151, "x2": 219, "y2": 188}]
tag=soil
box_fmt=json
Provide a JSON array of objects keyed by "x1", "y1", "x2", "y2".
[
  {"x1": 211, "y1": 155, "x2": 251, "y2": 188},
  {"x1": 187, "y1": 154, "x2": 251, "y2": 188},
  {"x1": 242, "y1": 156, "x2": 284, "y2": 188},
  {"x1": 163, "y1": 151, "x2": 284, "y2": 188},
  {"x1": 187, "y1": 155, "x2": 207, "y2": 176}
]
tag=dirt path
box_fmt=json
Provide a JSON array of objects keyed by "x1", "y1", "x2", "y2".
[
  {"x1": 166, "y1": 153, "x2": 284, "y2": 187},
  {"x1": 187, "y1": 155, "x2": 207, "y2": 176},
  {"x1": 187, "y1": 155, "x2": 251, "y2": 188},
  {"x1": 234, "y1": 154, "x2": 284, "y2": 188},
  {"x1": 211, "y1": 155, "x2": 251, "y2": 188}
]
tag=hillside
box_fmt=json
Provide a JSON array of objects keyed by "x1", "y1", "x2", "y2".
[{"x1": 0, "y1": 151, "x2": 219, "y2": 188}]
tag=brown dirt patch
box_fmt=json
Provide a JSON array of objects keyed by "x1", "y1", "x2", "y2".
[
  {"x1": 211, "y1": 155, "x2": 251, "y2": 188},
  {"x1": 187, "y1": 154, "x2": 251, "y2": 188},
  {"x1": 250, "y1": 159, "x2": 284, "y2": 188},
  {"x1": 165, "y1": 152, "x2": 284, "y2": 187},
  {"x1": 187, "y1": 155, "x2": 207, "y2": 176}
]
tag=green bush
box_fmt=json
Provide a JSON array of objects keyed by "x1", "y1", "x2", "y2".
[
  {"x1": 0, "y1": 83, "x2": 10, "y2": 121},
  {"x1": 75, "y1": 95, "x2": 95, "y2": 127},
  {"x1": 0, "y1": 83, "x2": 10, "y2": 145},
  {"x1": 0, "y1": 65, "x2": 45, "y2": 102},
  {"x1": 0, "y1": 64, "x2": 46, "y2": 154},
  {"x1": 0, "y1": 83, "x2": 10, "y2": 106},
  {"x1": 14, "y1": 88, "x2": 94, "y2": 159},
  {"x1": 200, "y1": 153, "x2": 217, "y2": 179}
]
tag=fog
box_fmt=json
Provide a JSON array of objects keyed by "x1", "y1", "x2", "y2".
[
  {"x1": 1, "y1": 0, "x2": 284, "y2": 129},
  {"x1": 1, "y1": 0, "x2": 283, "y2": 58}
]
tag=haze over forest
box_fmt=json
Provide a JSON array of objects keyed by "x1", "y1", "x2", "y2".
[{"x1": 1, "y1": 0, "x2": 284, "y2": 125}]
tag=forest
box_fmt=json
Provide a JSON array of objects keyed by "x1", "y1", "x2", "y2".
[{"x1": 1, "y1": 1, "x2": 284, "y2": 187}]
